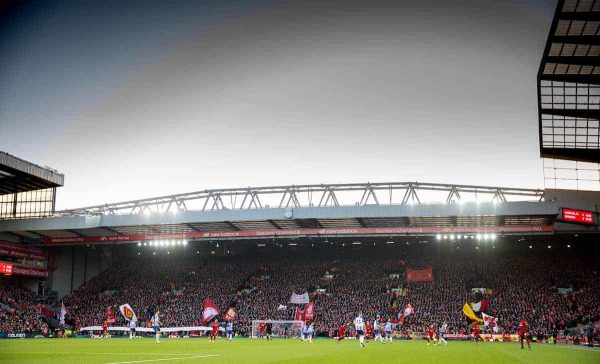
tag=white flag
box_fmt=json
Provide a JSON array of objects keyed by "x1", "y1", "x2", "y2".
[
  {"x1": 119, "y1": 304, "x2": 137, "y2": 322},
  {"x1": 59, "y1": 302, "x2": 67, "y2": 325},
  {"x1": 482, "y1": 312, "x2": 497, "y2": 327},
  {"x1": 290, "y1": 292, "x2": 309, "y2": 304},
  {"x1": 277, "y1": 304, "x2": 288, "y2": 311}
]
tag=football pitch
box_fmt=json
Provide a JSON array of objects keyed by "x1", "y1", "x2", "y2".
[{"x1": 0, "y1": 338, "x2": 599, "y2": 364}]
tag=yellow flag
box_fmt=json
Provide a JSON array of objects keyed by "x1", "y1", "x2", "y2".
[{"x1": 463, "y1": 303, "x2": 483, "y2": 323}]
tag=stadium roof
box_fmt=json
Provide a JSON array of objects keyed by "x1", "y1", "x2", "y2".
[
  {"x1": 538, "y1": 0, "x2": 600, "y2": 163},
  {"x1": 0, "y1": 182, "x2": 597, "y2": 245},
  {"x1": 0, "y1": 151, "x2": 64, "y2": 195}
]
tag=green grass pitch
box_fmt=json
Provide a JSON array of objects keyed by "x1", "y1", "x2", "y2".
[{"x1": 1, "y1": 338, "x2": 599, "y2": 364}]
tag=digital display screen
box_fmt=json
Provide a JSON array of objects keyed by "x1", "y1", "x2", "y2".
[
  {"x1": 0, "y1": 263, "x2": 13, "y2": 275},
  {"x1": 562, "y1": 208, "x2": 595, "y2": 225}
]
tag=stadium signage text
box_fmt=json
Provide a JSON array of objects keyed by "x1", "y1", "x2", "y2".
[
  {"x1": 561, "y1": 208, "x2": 595, "y2": 225},
  {"x1": 42, "y1": 225, "x2": 553, "y2": 245},
  {"x1": 0, "y1": 242, "x2": 47, "y2": 260},
  {"x1": 11, "y1": 265, "x2": 48, "y2": 278}
]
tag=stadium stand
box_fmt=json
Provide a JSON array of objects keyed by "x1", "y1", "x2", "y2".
[{"x1": 31, "y1": 245, "x2": 598, "y2": 340}]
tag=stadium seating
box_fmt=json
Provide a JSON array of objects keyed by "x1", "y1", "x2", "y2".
[{"x1": 3, "y1": 248, "x2": 599, "y2": 339}]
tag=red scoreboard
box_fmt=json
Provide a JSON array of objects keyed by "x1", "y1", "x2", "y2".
[
  {"x1": 0, "y1": 263, "x2": 13, "y2": 275},
  {"x1": 561, "y1": 208, "x2": 595, "y2": 225}
]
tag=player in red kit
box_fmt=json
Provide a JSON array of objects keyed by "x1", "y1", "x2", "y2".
[
  {"x1": 337, "y1": 323, "x2": 348, "y2": 342},
  {"x1": 427, "y1": 324, "x2": 437, "y2": 346},
  {"x1": 102, "y1": 320, "x2": 109, "y2": 338},
  {"x1": 472, "y1": 324, "x2": 482, "y2": 344},
  {"x1": 259, "y1": 321, "x2": 266, "y2": 339},
  {"x1": 519, "y1": 319, "x2": 531, "y2": 349},
  {"x1": 210, "y1": 319, "x2": 219, "y2": 342}
]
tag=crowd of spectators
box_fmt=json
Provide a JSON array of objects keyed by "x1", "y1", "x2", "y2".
[
  {"x1": 3, "y1": 247, "x2": 599, "y2": 339},
  {"x1": 0, "y1": 283, "x2": 49, "y2": 334}
]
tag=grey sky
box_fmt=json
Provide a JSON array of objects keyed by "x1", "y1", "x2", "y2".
[{"x1": 0, "y1": 0, "x2": 556, "y2": 209}]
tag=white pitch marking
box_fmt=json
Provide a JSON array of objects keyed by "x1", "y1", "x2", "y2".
[
  {"x1": 105, "y1": 354, "x2": 220, "y2": 364},
  {"x1": 545, "y1": 345, "x2": 600, "y2": 353},
  {"x1": 2, "y1": 352, "x2": 198, "y2": 357}
]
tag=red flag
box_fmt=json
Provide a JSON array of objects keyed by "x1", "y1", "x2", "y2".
[
  {"x1": 398, "y1": 303, "x2": 415, "y2": 326},
  {"x1": 202, "y1": 298, "x2": 220, "y2": 324},
  {"x1": 106, "y1": 306, "x2": 116, "y2": 324},
  {"x1": 293, "y1": 307, "x2": 304, "y2": 329},
  {"x1": 303, "y1": 301, "x2": 315, "y2": 322},
  {"x1": 224, "y1": 307, "x2": 237, "y2": 322},
  {"x1": 406, "y1": 267, "x2": 433, "y2": 282}
]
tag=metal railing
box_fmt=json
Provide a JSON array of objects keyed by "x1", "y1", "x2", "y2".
[{"x1": 56, "y1": 182, "x2": 545, "y2": 217}]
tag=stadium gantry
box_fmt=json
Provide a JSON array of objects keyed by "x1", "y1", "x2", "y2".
[{"x1": 0, "y1": 181, "x2": 597, "y2": 246}]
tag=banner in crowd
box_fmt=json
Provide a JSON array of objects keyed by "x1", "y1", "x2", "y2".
[
  {"x1": 119, "y1": 304, "x2": 137, "y2": 322},
  {"x1": 463, "y1": 303, "x2": 483, "y2": 323},
  {"x1": 37, "y1": 304, "x2": 55, "y2": 317},
  {"x1": 470, "y1": 299, "x2": 490, "y2": 313},
  {"x1": 482, "y1": 312, "x2": 497, "y2": 327},
  {"x1": 224, "y1": 307, "x2": 237, "y2": 322},
  {"x1": 290, "y1": 292, "x2": 310, "y2": 304},
  {"x1": 79, "y1": 326, "x2": 225, "y2": 333},
  {"x1": 406, "y1": 267, "x2": 433, "y2": 282},
  {"x1": 201, "y1": 298, "x2": 220, "y2": 324},
  {"x1": 277, "y1": 304, "x2": 288, "y2": 311},
  {"x1": 106, "y1": 307, "x2": 116, "y2": 324},
  {"x1": 558, "y1": 287, "x2": 573, "y2": 294},
  {"x1": 59, "y1": 302, "x2": 67, "y2": 325},
  {"x1": 304, "y1": 302, "x2": 315, "y2": 322},
  {"x1": 398, "y1": 303, "x2": 415, "y2": 326}
]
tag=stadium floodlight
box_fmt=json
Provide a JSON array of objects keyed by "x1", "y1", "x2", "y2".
[
  {"x1": 196, "y1": 251, "x2": 200, "y2": 254},
  {"x1": 137, "y1": 242, "x2": 141, "y2": 247},
  {"x1": 443, "y1": 235, "x2": 448, "y2": 240},
  {"x1": 483, "y1": 233, "x2": 490, "y2": 240},
  {"x1": 457, "y1": 235, "x2": 462, "y2": 240},
  {"x1": 386, "y1": 241, "x2": 395, "y2": 244},
  {"x1": 490, "y1": 233, "x2": 496, "y2": 240},
  {"x1": 475, "y1": 246, "x2": 479, "y2": 250},
  {"x1": 160, "y1": 240, "x2": 165, "y2": 247},
  {"x1": 257, "y1": 243, "x2": 266, "y2": 247},
  {"x1": 177, "y1": 240, "x2": 181, "y2": 246},
  {"x1": 529, "y1": 245, "x2": 532, "y2": 249},
  {"x1": 170, "y1": 240, "x2": 175, "y2": 246},
  {"x1": 143, "y1": 242, "x2": 147, "y2": 246},
  {"x1": 182, "y1": 240, "x2": 188, "y2": 246},
  {"x1": 352, "y1": 242, "x2": 361, "y2": 245},
  {"x1": 216, "y1": 243, "x2": 219, "y2": 248},
  {"x1": 450, "y1": 234, "x2": 455, "y2": 240},
  {"x1": 548, "y1": 245, "x2": 551, "y2": 249},
  {"x1": 167, "y1": 251, "x2": 170, "y2": 254},
  {"x1": 137, "y1": 252, "x2": 140, "y2": 255},
  {"x1": 476, "y1": 234, "x2": 482, "y2": 240},
  {"x1": 153, "y1": 252, "x2": 156, "y2": 255},
  {"x1": 436, "y1": 234, "x2": 442, "y2": 241},
  {"x1": 288, "y1": 243, "x2": 297, "y2": 246},
  {"x1": 567, "y1": 245, "x2": 571, "y2": 248}
]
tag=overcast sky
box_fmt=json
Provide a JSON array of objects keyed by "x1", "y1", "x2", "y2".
[{"x1": 0, "y1": 0, "x2": 556, "y2": 209}]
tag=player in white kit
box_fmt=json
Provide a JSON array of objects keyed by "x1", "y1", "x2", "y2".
[
  {"x1": 128, "y1": 318, "x2": 136, "y2": 339},
  {"x1": 438, "y1": 322, "x2": 448, "y2": 345},
  {"x1": 354, "y1": 312, "x2": 366, "y2": 347},
  {"x1": 373, "y1": 317, "x2": 383, "y2": 342},
  {"x1": 384, "y1": 320, "x2": 393, "y2": 342},
  {"x1": 151, "y1": 310, "x2": 161, "y2": 344}
]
